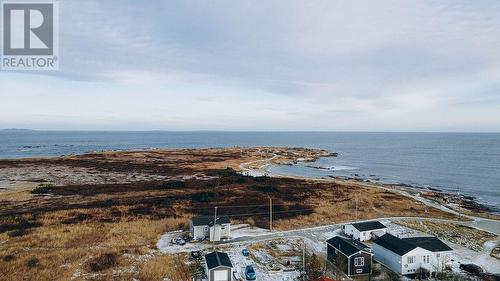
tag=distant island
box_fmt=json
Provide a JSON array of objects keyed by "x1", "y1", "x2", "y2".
[{"x1": 0, "y1": 128, "x2": 34, "y2": 132}]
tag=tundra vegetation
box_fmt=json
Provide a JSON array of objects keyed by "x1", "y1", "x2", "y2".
[{"x1": 0, "y1": 147, "x2": 459, "y2": 280}]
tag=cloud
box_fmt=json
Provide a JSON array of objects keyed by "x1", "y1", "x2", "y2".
[{"x1": 2, "y1": 0, "x2": 500, "y2": 131}]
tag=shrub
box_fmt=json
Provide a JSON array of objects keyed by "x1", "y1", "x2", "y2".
[
  {"x1": 61, "y1": 213, "x2": 93, "y2": 224},
  {"x1": 86, "y1": 252, "x2": 118, "y2": 272},
  {"x1": 26, "y1": 257, "x2": 39, "y2": 268},
  {"x1": 217, "y1": 168, "x2": 239, "y2": 177},
  {"x1": 253, "y1": 175, "x2": 269, "y2": 182},
  {"x1": 192, "y1": 192, "x2": 215, "y2": 203},
  {"x1": 7, "y1": 228, "x2": 31, "y2": 237},
  {"x1": 235, "y1": 177, "x2": 247, "y2": 183},
  {"x1": 3, "y1": 255, "x2": 15, "y2": 262},
  {"x1": 160, "y1": 181, "x2": 186, "y2": 189},
  {"x1": 250, "y1": 185, "x2": 279, "y2": 193},
  {"x1": 31, "y1": 183, "x2": 54, "y2": 194}
]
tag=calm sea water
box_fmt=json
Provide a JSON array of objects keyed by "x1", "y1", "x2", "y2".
[{"x1": 1, "y1": 131, "x2": 499, "y2": 211}]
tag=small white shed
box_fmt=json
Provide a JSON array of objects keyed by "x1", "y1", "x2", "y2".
[
  {"x1": 204, "y1": 251, "x2": 233, "y2": 281},
  {"x1": 344, "y1": 221, "x2": 387, "y2": 241},
  {"x1": 190, "y1": 216, "x2": 231, "y2": 241}
]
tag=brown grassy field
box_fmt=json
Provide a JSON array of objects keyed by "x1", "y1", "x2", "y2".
[
  {"x1": 0, "y1": 147, "x2": 460, "y2": 280},
  {"x1": 394, "y1": 220, "x2": 497, "y2": 252}
]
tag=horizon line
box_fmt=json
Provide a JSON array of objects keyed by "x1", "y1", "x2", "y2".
[{"x1": 2, "y1": 128, "x2": 500, "y2": 134}]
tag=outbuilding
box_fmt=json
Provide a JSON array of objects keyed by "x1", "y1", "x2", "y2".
[
  {"x1": 343, "y1": 220, "x2": 387, "y2": 241},
  {"x1": 204, "y1": 251, "x2": 233, "y2": 281},
  {"x1": 373, "y1": 233, "x2": 452, "y2": 276},
  {"x1": 326, "y1": 236, "x2": 373, "y2": 277},
  {"x1": 190, "y1": 216, "x2": 231, "y2": 241}
]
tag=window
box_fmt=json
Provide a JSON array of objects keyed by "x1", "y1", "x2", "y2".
[
  {"x1": 204, "y1": 226, "x2": 208, "y2": 231},
  {"x1": 354, "y1": 257, "x2": 364, "y2": 267},
  {"x1": 423, "y1": 255, "x2": 430, "y2": 263},
  {"x1": 407, "y1": 256, "x2": 415, "y2": 264},
  {"x1": 356, "y1": 268, "x2": 363, "y2": 274}
]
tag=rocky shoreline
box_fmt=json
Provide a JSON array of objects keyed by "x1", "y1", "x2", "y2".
[{"x1": 265, "y1": 159, "x2": 500, "y2": 219}]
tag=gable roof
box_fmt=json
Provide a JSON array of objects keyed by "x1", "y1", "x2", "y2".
[
  {"x1": 205, "y1": 251, "x2": 233, "y2": 270},
  {"x1": 326, "y1": 236, "x2": 370, "y2": 256},
  {"x1": 192, "y1": 216, "x2": 230, "y2": 226},
  {"x1": 402, "y1": 237, "x2": 453, "y2": 252},
  {"x1": 373, "y1": 233, "x2": 417, "y2": 256},
  {"x1": 351, "y1": 221, "x2": 386, "y2": 231}
]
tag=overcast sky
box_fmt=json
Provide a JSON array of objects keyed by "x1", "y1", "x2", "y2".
[{"x1": 2, "y1": 0, "x2": 500, "y2": 131}]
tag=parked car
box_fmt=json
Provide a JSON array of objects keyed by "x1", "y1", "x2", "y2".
[
  {"x1": 460, "y1": 263, "x2": 483, "y2": 275},
  {"x1": 481, "y1": 273, "x2": 500, "y2": 281},
  {"x1": 245, "y1": 265, "x2": 256, "y2": 280},
  {"x1": 242, "y1": 248, "x2": 250, "y2": 256},
  {"x1": 171, "y1": 238, "x2": 186, "y2": 245}
]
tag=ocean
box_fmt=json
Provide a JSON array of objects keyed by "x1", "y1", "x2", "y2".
[{"x1": 1, "y1": 131, "x2": 499, "y2": 211}]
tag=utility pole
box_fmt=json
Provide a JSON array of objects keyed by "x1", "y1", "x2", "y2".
[
  {"x1": 212, "y1": 206, "x2": 217, "y2": 250},
  {"x1": 269, "y1": 197, "x2": 273, "y2": 232}
]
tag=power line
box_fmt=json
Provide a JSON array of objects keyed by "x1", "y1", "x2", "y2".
[
  {"x1": 182, "y1": 203, "x2": 308, "y2": 210},
  {"x1": 220, "y1": 208, "x2": 315, "y2": 218}
]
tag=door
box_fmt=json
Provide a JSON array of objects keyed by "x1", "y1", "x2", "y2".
[{"x1": 213, "y1": 269, "x2": 228, "y2": 281}]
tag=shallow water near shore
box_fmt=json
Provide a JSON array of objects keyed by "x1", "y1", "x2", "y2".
[{"x1": 1, "y1": 131, "x2": 499, "y2": 212}]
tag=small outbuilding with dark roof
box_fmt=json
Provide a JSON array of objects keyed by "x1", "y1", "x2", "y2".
[
  {"x1": 204, "y1": 251, "x2": 233, "y2": 281},
  {"x1": 373, "y1": 233, "x2": 453, "y2": 276},
  {"x1": 326, "y1": 236, "x2": 373, "y2": 277},
  {"x1": 190, "y1": 216, "x2": 231, "y2": 241},
  {"x1": 343, "y1": 220, "x2": 387, "y2": 241}
]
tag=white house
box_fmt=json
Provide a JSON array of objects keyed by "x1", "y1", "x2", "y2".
[
  {"x1": 344, "y1": 221, "x2": 387, "y2": 241},
  {"x1": 190, "y1": 216, "x2": 231, "y2": 241},
  {"x1": 373, "y1": 233, "x2": 453, "y2": 276},
  {"x1": 204, "y1": 251, "x2": 233, "y2": 281}
]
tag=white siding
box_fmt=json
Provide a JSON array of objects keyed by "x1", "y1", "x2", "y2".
[
  {"x1": 192, "y1": 222, "x2": 231, "y2": 241},
  {"x1": 344, "y1": 224, "x2": 386, "y2": 241},
  {"x1": 401, "y1": 247, "x2": 432, "y2": 275},
  {"x1": 373, "y1": 243, "x2": 403, "y2": 274},
  {"x1": 209, "y1": 223, "x2": 231, "y2": 241},
  {"x1": 344, "y1": 225, "x2": 361, "y2": 240},
  {"x1": 374, "y1": 245, "x2": 451, "y2": 275},
  {"x1": 213, "y1": 269, "x2": 229, "y2": 281},
  {"x1": 432, "y1": 252, "x2": 450, "y2": 272},
  {"x1": 192, "y1": 225, "x2": 209, "y2": 240},
  {"x1": 220, "y1": 223, "x2": 230, "y2": 238}
]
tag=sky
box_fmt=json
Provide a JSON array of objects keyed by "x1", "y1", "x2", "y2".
[{"x1": 1, "y1": 0, "x2": 500, "y2": 132}]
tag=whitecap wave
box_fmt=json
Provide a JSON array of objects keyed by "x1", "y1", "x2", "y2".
[{"x1": 321, "y1": 165, "x2": 358, "y2": 171}]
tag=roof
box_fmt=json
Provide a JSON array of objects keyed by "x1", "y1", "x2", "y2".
[
  {"x1": 192, "y1": 216, "x2": 230, "y2": 226},
  {"x1": 402, "y1": 237, "x2": 453, "y2": 252},
  {"x1": 326, "y1": 236, "x2": 369, "y2": 256},
  {"x1": 351, "y1": 221, "x2": 386, "y2": 231},
  {"x1": 374, "y1": 234, "x2": 453, "y2": 256},
  {"x1": 204, "y1": 251, "x2": 233, "y2": 270},
  {"x1": 373, "y1": 233, "x2": 417, "y2": 256}
]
